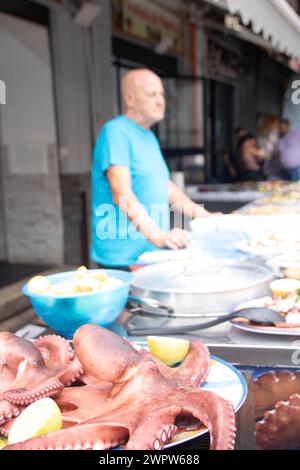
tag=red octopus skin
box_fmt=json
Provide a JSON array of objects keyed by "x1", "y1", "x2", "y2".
[
  {"x1": 0, "y1": 332, "x2": 83, "y2": 426},
  {"x1": 254, "y1": 371, "x2": 300, "y2": 418},
  {"x1": 253, "y1": 371, "x2": 300, "y2": 449},
  {"x1": 5, "y1": 324, "x2": 236, "y2": 451},
  {"x1": 256, "y1": 394, "x2": 300, "y2": 450}
]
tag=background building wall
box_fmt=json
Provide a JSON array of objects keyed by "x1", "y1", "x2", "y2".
[
  {"x1": 0, "y1": 12, "x2": 63, "y2": 264},
  {"x1": 50, "y1": 0, "x2": 114, "y2": 265},
  {"x1": 0, "y1": 131, "x2": 7, "y2": 260},
  {"x1": 92, "y1": 0, "x2": 117, "y2": 134}
]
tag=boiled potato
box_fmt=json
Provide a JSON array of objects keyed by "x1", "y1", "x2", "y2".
[
  {"x1": 76, "y1": 266, "x2": 89, "y2": 280},
  {"x1": 27, "y1": 267, "x2": 123, "y2": 297},
  {"x1": 54, "y1": 280, "x2": 78, "y2": 296},
  {"x1": 27, "y1": 276, "x2": 51, "y2": 294},
  {"x1": 92, "y1": 270, "x2": 108, "y2": 282},
  {"x1": 76, "y1": 277, "x2": 101, "y2": 293}
]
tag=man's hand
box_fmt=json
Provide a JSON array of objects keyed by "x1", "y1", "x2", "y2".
[{"x1": 156, "y1": 229, "x2": 191, "y2": 250}]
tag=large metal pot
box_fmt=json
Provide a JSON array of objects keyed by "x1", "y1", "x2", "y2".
[{"x1": 129, "y1": 258, "x2": 275, "y2": 317}]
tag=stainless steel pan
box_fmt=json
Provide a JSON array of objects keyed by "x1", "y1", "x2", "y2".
[{"x1": 129, "y1": 258, "x2": 275, "y2": 317}]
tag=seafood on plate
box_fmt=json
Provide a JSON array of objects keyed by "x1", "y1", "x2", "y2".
[
  {"x1": 243, "y1": 205, "x2": 300, "y2": 216},
  {"x1": 0, "y1": 332, "x2": 83, "y2": 429},
  {"x1": 1, "y1": 325, "x2": 236, "y2": 450},
  {"x1": 254, "y1": 371, "x2": 300, "y2": 450},
  {"x1": 233, "y1": 293, "x2": 300, "y2": 327}
]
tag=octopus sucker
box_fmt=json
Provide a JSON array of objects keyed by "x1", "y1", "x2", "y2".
[
  {"x1": 153, "y1": 439, "x2": 161, "y2": 450},
  {"x1": 34, "y1": 335, "x2": 74, "y2": 366},
  {"x1": 0, "y1": 400, "x2": 20, "y2": 426},
  {"x1": 58, "y1": 364, "x2": 84, "y2": 388},
  {"x1": 254, "y1": 370, "x2": 300, "y2": 449},
  {"x1": 256, "y1": 398, "x2": 300, "y2": 450},
  {"x1": 161, "y1": 430, "x2": 167, "y2": 442},
  {"x1": 0, "y1": 414, "x2": 17, "y2": 438},
  {"x1": 5, "y1": 379, "x2": 64, "y2": 405},
  {"x1": 254, "y1": 370, "x2": 300, "y2": 418},
  {"x1": 0, "y1": 332, "x2": 80, "y2": 427},
  {"x1": 3, "y1": 325, "x2": 236, "y2": 450},
  {"x1": 4, "y1": 423, "x2": 130, "y2": 451}
]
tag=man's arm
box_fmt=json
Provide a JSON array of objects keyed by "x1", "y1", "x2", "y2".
[
  {"x1": 168, "y1": 180, "x2": 211, "y2": 218},
  {"x1": 106, "y1": 166, "x2": 190, "y2": 249}
]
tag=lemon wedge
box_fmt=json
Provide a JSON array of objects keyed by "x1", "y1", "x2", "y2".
[
  {"x1": 8, "y1": 397, "x2": 62, "y2": 445},
  {"x1": 0, "y1": 437, "x2": 8, "y2": 449},
  {"x1": 270, "y1": 279, "x2": 300, "y2": 298},
  {"x1": 147, "y1": 336, "x2": 190, "y2": 366}
]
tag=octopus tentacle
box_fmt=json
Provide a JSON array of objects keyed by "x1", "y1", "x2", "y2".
[
  {"x1": 254, "y1": 371, "x2": 300, "y2": 418},
  {"x1": 5, "y1": 377, "x2": 64, "y2": 406},
  {"x1": 4, "y1": 422, "x2": 129, "y2": 450},
  {"x1": 256, "y1": 394, "x2": 300, "y2": 450},
  {"x1": 169, "y1": 389, "x2": 236, "y2": 450},
  {"x1": 143, "y1": 342, "x2": 211, "y2": 387},
  {"x1": 125, "y1": 406, "x2": 179, "y2": 450},
  {"x1": 0, "y1": 416, "x2": 16, "y2": 438},
  {"x1": 0, "y1": 399, "x2": 21, "y2": 426},
  {"x1": 57, "y1": 356, "x2": 84, "y2": 387},
  {"x1": 34, "y1": 335, "x2": 74, "y2": 368}
]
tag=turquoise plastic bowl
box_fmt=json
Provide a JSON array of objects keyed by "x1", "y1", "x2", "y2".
[{"x1": 22, "y1": 269, "x2": 133, "y2": 339}]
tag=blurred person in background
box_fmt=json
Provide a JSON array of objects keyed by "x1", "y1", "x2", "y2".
[
  {"x1": 257, "y1": 116, "x2": 281, "y2": 180},
  {"x1": 223, "y1": 126, "x2": 246, "y2": 183},
  {"x1": 277, "y1": 119, "x2": 300, "y2": 181},
  {"x1": 91, "y1": 68, "x2": 216, "y2": 270},
  {"x1": 237, "y1": 134, "x2": 268, "y2": 182}
]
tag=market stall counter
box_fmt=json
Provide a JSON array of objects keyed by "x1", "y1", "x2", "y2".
[
  {"x1": 3, "y1": 180, "x2": 300, "y2": 450},
  {"x1": 185, "y1": 183, "x2": 268, "y2": 213}
]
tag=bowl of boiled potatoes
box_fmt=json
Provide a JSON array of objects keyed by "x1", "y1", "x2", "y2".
[{"x1": 23, "y1": 267, "x2": 132, "y2": 339}]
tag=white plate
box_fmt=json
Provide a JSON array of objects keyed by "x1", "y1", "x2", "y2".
[
  {"x1": 267, "y1": 253, "x2": 300, "y2": 271},
  {"x1": 231, "y1": 320, "x2": 300, "y2": 336},
  {"x1": 133, "y1": 343, "x2": 247, "y2": 448},
  {"x1": 235, "y1": 239, "x2": 286, "y2": 258}
]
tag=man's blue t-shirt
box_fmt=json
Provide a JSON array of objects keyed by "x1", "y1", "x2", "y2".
[{"x1": 91, "y1": 115, "x2": 170, "y2": 266}]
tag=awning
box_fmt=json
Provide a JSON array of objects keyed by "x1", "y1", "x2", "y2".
[{"x1": 226, "y1": 0, "x2": 300, "y2": 61}]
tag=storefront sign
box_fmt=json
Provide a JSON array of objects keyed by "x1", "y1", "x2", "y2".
[
  {"x1": 206, "y1": 39, "x2": 240, "y2": 81},
  {"x1": 292, "y1": 80, "x2": 300, "y2": 105},
  {"x1": 112, "y1": 0, "x2": 184, "y2": 55}
]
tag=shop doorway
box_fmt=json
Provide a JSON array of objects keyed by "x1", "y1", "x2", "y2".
[{"x1": 210, "y1": 80, "x2": 234, "y2": 182}]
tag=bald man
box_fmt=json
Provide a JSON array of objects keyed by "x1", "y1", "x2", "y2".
[{"x1": 91, "y1": 69, "x2": 210, "y2": 269}]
